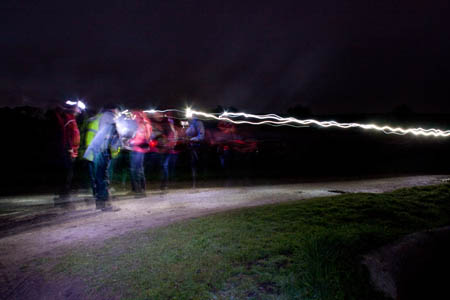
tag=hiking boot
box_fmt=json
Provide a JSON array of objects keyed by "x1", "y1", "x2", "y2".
[
  {"x1": 100, "y1": 200, "x2": 120, "y2": 212},
  {"x1": 95, "y1": 201, "x2": 105, "y2": 210},
  {"x1": 101, "y1": 206, "x2": 121, "y2": 212}
]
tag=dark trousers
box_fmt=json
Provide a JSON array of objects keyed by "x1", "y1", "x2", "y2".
[
  {"x1": 88, "y1": 161, "x2": 96, "y2": 197},
  {"x1": 93, "y1": 151, "x2": 111, "y2": 201},
  {"x1": 58, "y1": 151, "x2": 75, "y2": 198},
  {"x1": 161, "y1": 153, "x2": 178, "y2": 188},
  {"x1": 219, "y1": 148, "x2": 233, "y2": 180},
  {"x1": 189, "y1": 144, "x2": 201, "y2": 188},
  {"x1": 130, "y1": 151, "x2": 146, "y2": 193}
]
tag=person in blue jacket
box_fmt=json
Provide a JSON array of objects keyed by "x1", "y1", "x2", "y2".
[
  {"x1": 83, "y1": 105, "x2": 121, "y2": 211},
  {"x1": 185, "y1": 117, "x2": 205, "y2": 188}
]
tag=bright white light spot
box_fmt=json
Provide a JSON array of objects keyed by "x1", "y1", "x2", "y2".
[
  {"x1": 77, "y1": 100, "x2": 86, "y2": 110},
  {"x1": 186, "y1": 107, "x2": 193, "y2": 119}
]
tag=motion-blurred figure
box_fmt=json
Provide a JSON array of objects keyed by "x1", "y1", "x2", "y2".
[
  {"x1": 83, "y1": 111, "x2": 102, "y2": 197},
  {"x1": 146, "y1": 112, "x2": 164, "y2": 189},
  {"x1": 211, "y1": 120, "x2": 258, "y2": 186},
  {"x1": 160, "y1": 112, "x2": 180, "y2": 190},
  {"x1": 53, "y1": 100, "x2": 82, "y2": 201},
  {"x1": 83, "y1": 108, "x2": 122, "y2": 198},
  {"x1": 213, "y1": 121, "x2": 236, "y2": 183},
  {"x1": 83, "y1": 105, "x2": 121, "y2": 211},
  {"x1": 185, "y1": 117, "x2": 205, "y2": 188},
  {"x1": 128, "y1": 111, "x2": 152, "y2": 196}
]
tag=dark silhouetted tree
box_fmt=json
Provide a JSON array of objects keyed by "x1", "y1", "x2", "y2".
[
  {"x1": 287, "y1": 104, "x2": 312, "y2": 118},
  {"x1": 392, "y1": 104, "x2": 415, "y2": 116},
  {"x1": 212, "y1": 105, "x2": 239, "y2": 114}
]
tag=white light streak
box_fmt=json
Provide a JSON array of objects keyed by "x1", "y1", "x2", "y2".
[
  {"x1": 143, "y1": 108, "x2": 183, "y2": 114},
  {"x1": 186, "y1": 109, "x2": 450, "y2": 137}
]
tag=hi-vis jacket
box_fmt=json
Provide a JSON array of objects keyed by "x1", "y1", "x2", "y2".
[
  {"x1": 85, "y1": 113, "x2": 102, "y2": 147},
  {"x1": 83, "y1": 111, "x2": 121, "y2": 161},
  {"x1": 83, "y1": 113, "x2": 102, "y2": 161}
]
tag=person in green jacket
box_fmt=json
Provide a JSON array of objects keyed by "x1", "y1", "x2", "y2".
[{"x1": 83, "y1": 112, "x2": 102, "y2": 197}]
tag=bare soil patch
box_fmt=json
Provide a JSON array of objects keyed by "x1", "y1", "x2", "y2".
[{"x1": 364, "y1": 226, "x2": 450, "y2": 300}]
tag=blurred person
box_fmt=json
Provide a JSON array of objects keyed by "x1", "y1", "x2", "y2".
[
  {"x1": 185, "y1": 117, "x2": 205, "y2": 188},
  {"x1": 107, "y1": 131, "x2": 122, "y2": 193},
  {"x1": 83, "y1": 104, "x2": 121, "y2": 211},
  {"x1": 53, "y1": 100, "x2": 82, "y2": 202},
  {"x1": 160, "y1": 112, "x2": 180, "y2": 190},
  {"x1": 108, "y1": 147, "x2": 128, "y2": 190},
  {"x1": 82, "y1": 111, "x2": 102, "y2": 197},
  {"x1": 146, "y1": 112, "x2": 165, "y2": 189},
  {"x1": 82, "y1": 108, "x2": 122, "y2": 198},
  {"x1": 128, "y1": 110, "x2": 152, "y2": 196},
  {"x1": 211, "y1": 121, "x2": 259, "y2": 186},
  {"x1": 213, "y1": 121, "x2": 236, "y2": 183}
]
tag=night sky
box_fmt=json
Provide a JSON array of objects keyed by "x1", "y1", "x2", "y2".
[{"x1": 1, "y1": 0, "x2": 449, "y2": 113}]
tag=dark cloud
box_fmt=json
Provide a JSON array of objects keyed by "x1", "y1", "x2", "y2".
[{"x1": 1, "y1": 0, "x2": 449, "y2": 113}]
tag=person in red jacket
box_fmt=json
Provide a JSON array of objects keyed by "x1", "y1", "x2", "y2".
[
  {"x1": 128, "y1": 110, "x2": 152, "y2": 195},
  {"x1": 159, "y1": 112, "x2": 180, "y2": 190},
  {"x1": 54, "y1": 100, "x2": 82, "y2": 201}
]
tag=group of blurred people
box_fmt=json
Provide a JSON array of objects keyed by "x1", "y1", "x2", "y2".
[{"x1": 52, "y1": 101, "x2": 257, "y2": 211}]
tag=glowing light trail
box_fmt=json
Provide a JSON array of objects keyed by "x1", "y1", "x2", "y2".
[
  {"x1": 185, "y1": 108, "x2": 450, "y2": 137},
  {"x1": 144, "y1": 109, "x2": 183, "y2": 114}
]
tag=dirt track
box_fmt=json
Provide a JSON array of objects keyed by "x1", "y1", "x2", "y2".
[{"x1": 0, "y1": 175, "x2": 448, "y2": 299}]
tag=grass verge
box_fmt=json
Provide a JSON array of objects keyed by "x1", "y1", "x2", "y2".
[{"x1": 40, "y1": 183, "x2": 450, "y2": 299}]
